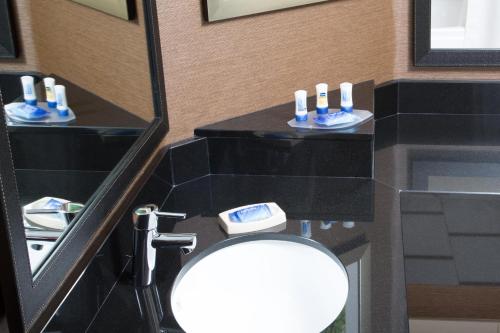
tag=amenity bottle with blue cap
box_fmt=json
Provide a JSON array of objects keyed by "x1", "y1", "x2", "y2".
[
  {"x1": 43, "y1": 78, "x2": 57, "y2": 108},
  {"x1": 55, "y1": 85, "x2": 69, "y2": 117},
  {"x1": 340, "y1": 82, "x2": 353, "y2": 113},
  {"x1": 21, "y1": 76, "x2": 37, "y2": 106},
  {"x1": 294, "y1": 90, "x2": 308, "y2": 121},
  {"x1": 315, "y1": 83, "x2": 329, "y2": 115}
]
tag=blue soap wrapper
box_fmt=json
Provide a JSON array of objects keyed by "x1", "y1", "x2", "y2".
[
  {"x1": 8, "y1": 103, "x2": 49, "y2": 120},
  {"x1": 43, "y1": 199, "x2": 64, "y2": 210},
  {"x1": 229, "y1": 204, "x2": 272, "y2": 223},
  {"x1": 314, "y1": 111, "x2": 358, "y2": 127}
]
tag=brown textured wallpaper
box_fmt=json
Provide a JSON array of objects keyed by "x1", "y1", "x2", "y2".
[
  {"x1": 157, "y1": 0, "x2": 396, "y2": 143},
  {"x1": 393, "y1": 0, "x2": 500, "y2": 79}
]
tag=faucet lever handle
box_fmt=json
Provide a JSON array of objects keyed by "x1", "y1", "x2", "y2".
[
  {"x1": 155, "y1": 211, "x2": 187, "y2": 219},
  {"x1": 133, "y1": 204, "x2": 187, "y2": 230}
]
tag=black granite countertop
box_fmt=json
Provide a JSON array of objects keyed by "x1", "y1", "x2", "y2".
[
  {"x1": 195, "y1": 80, "x2": 375, "y2": 141},
  {"x1": 81, "y1": 110, "x2": 500, "y2": 333},
  {"x1": 45, "y1": 78, "x2": 500, "y2": 333},
  {"x1": 87, "y1": 175, "x2": 405, "y2": 333}
]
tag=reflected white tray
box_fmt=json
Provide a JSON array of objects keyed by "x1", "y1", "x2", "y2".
[
  {"x1": 288, "y1": 108, "x2": 373, "y2": 130},
  {"x1": 23, "y1": 197, "x2": 69, "y2": 231},
  {"x1": 4, "y1": 102, "x2": 76, "y2": 124}
]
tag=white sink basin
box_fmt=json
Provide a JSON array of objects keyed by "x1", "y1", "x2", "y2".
[{"x1": 171, "y1": 234, "x2": 348, "y2": 333}]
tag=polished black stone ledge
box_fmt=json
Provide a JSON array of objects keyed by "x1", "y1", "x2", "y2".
[
  {"x1": 375, "y1": 79, "x2": 500, "y2": 118},
  {"x1": 195, "y1": 80, "x2": 374, "y2": 141}
]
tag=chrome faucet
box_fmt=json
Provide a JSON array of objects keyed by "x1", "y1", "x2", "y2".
[{"x1": 133, "y1": 204, "x2": 197, "y2": 287}]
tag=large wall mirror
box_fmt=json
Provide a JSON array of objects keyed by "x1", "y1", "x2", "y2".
[
  {"x1": 415, "y1": 0, "x2": 500, "y2": 66},
  {"x1": 0, "y1": 0, "x2": 167, "y2": 331}
]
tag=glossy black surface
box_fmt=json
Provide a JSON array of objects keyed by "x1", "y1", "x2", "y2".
[
  {"x1": 15, "y1": 170, "x2": 109, "y2": 207},
  {"x1": 46, "y1": 81, "x2": 500, "y2": 332},
  {"x1": 208, "y1": 136, "x2": 373, "y2": 177},
  {"x1": 44, "y1": 173, "x2": 172, "y2": 333},
  {"x1": 195, "y1": 80, "x2": 374, "y2": 141},
  {"x1": 374, "y1": 81, "x2": 398, "y2": 119},
  {"x1": 376, "y1": 80, "x2": 500, "y2": 116},
  {"x1": 401, "y1": 191, "x2": 500, "y2": 286},
  {"x1": 9, "y1": 131, "x2": 140, "y2": 171},
  {"x1": 375, "y1": 113, "x2": 500, "y2": 192},
  {"x1": 86, "y1": 176, "x2": 405, "y2": 333},
  {"x1": 154, "y1": 137, "x2": 210, "y2": 186}
]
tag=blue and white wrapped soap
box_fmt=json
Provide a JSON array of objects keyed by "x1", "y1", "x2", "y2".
[
  {"x1": 5, "y1": 103, "x2": 49, "y2": 120},
  {"x1": 314, "y1": 111, "x2": 358, "y2": 127},
  {"x1": 219, "y1": 202, "x2": 286, "y2": 234}
]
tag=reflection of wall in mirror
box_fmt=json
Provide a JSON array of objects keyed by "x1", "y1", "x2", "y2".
[
  {"x1": 431, "y1": 0, "x2": 500, "y2": 49},
  {"x1": 0, "y1": 0, "x2": 153, "y2": 122},
  {"x1": 207, "y1": 0, "x2": 328, "y2": 21}
]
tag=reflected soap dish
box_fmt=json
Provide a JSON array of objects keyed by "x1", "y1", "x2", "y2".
[
  {"x1": 4, "y1": 102, "x2": 76, "y2": 124},
  {"x1": 23, "y1": 197, "x2": 71, "y2": 231}
]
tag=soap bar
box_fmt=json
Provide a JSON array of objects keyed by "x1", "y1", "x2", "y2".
[
  {"x1": 228, "y1": 204, "x2": 272, "y2": 223},
  {"x1": 314, "y1": 111, "x2": 358, "y2": 127},
  {"x1": 219, "y1": 203, "x2": 286, "y2": 234},
  {"x1": 5, "y1": 103, "x2": 49, "y2": 120}
]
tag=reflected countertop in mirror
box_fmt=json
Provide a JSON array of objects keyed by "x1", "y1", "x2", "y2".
[
  {"x1": 2, "y1": 73, "x2": 149, "y2": 131},
  {"x1": 0, "y1": 0, "x2": 157, "y2": 277}
]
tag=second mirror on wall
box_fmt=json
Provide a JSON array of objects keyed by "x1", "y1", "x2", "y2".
[{"x1": 415, "y1": 0, "x2": 500, "y2": 66}]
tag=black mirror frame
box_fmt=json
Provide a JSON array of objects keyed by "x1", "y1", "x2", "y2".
[
  {"x1": 414, "y1": 0, "x2": 500, "y2": 67},
  {"x1": 0, "y1": 0, "x2": 168, "y2": 331},
  {"x1": 0, "y1": 0, "x2": 17, "y2": 58}
]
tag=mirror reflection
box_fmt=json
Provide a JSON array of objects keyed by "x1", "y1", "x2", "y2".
[
  {"x1": 0, "y1": 0, "x2": 155, "y2": 274},
  {"x1": 431, "y1": 0, "x2": 500, "y2": 49}
]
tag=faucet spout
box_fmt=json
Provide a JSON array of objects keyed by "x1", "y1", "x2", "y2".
[{"x1": 152, "y1": 232, "x2": 197, "y2": 255}]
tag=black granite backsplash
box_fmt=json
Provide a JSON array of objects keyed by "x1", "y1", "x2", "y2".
[
  {"x1": 207, "y1": 136, "x2": 373, "y2": 178},
  {"x1": 375, "y1": 80, "x2": 500, "y2": 117}
]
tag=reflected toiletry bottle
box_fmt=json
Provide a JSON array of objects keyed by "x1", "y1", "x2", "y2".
[
  {"x1": 44, "y1": 78, "x2": 57, "y2": 108},
  {"x1": 294, "y1": 90, "x2": 308, "y2": 121},
  {"x1": 300, "y1": 220, "x2": 312, "y2": 238},
  {"x1": 340, "y1": 82, "x2": 353, "y2": 113},
  {"x1": 315, "y1": 83, "x2": 329, "y2": 115},
  {"x1": 21, "y1": 76, "x2": 37, "y2": 106},
  {"x1": 55, "y1": 85, "x2": 69, "y2": 116}
]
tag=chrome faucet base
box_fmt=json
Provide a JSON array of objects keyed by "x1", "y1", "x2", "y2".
[{"x1": 132, "y1": 204, "x2": 196, "y2": 287}]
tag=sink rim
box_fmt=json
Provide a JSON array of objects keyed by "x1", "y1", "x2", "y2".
[{"x1": 170, "y1": 232, "x2": 349, "y2": 329}]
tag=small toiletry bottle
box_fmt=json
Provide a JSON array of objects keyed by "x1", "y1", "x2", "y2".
[
  {"x1": 21, "y1": 76, "x2": 37, "y2": 106},
  {"x1": 294, "y1": 90, "x2": 308, "y2": 121},
  {"x1": 55, "y1": 85, "x2": 69, "y2": 116},
  {"x1": 340, "y1": 82, "x2": 353, "y2": 113},
  {"x1": 43, "y1": 78, "x2": 57, "y2": 108},
  {"x1": 315, "y1": 83, "x2": 329, "y2": 115}
]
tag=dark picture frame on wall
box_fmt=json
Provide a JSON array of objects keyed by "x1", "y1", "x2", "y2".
[
  {"x1": 414, "y1": 0, "x2": 500, "y2": 67},
  {"x1": 0, "y1": 0, "x2": 17, "y2": 58}
]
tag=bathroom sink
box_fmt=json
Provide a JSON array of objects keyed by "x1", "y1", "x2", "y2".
[{"x1": 171, "y1": 234, "x2": 348, "y2": 333}]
